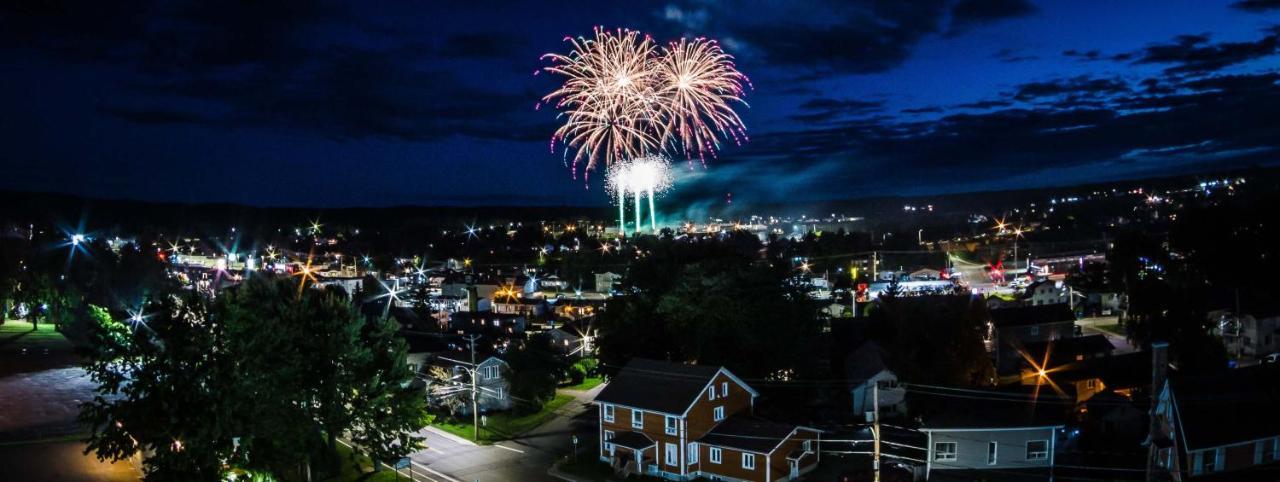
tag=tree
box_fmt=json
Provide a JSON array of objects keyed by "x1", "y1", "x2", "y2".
[
  {"x1": 505, "y1": 333, "x2": 564, "y2": 410},
  {"x1": 80, "y1": 278, "x2": 425, "y2": 481},
  {"x1": 867, "y1": 294, "x2": 994, "y2": 386}
]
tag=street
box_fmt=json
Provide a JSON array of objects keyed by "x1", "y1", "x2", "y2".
[
  {"x1": 1076, "y1": 315, "x2": 1137, "y2": 354},
  {"x1": 396, "y1": 384, "x2": 604, "y2": 482}
]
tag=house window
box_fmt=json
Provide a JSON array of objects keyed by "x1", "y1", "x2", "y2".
[
  {"x1": 1085, "y1": 379, "x2": 1097, "y2": 389},
  {"x1": 803, "y1": 440, "x2": 813, "y2": 453},
  {"x1": 713, "y1": 406, "x2": 725, "y2": 422},
  {"x1": 1026, "y1": 440, "x2": 1049, "y2": 460},
  {"x1": 934, "y1": 442, "x2": 957, "y2": 461},
  {"x1": 708, "y1": 386, "x2": 716, "y2": 401},
  {"x1": 742, "y1": 453, "x2": 756, "y2": 470},
  {"x1": 603, "y1": 404, "x2": 614, "y2": 423},
  {"x1": 665, "y1": 443, "x2": 678, "y2": 466},
  {"x1": 1270, "y1": 438, "x2": 1280, "y2": 462},
  {"x1": 1200, "y1": 448, "x2": 1220, "y2": 473},
  {"x1": 709, "y1": 447, "x2": 722, "y2": 464},
  {"x1": 1030, "y1": 325, "x2": 1041, "y2": 336},
  {"x1": 687, "y1": 442, "x2": 698, "y2": 464},
  {"x1": 604, "y1": 430, "x2": 615, "y2": 453},
  {"x1": 987, "y1": 442, "x2": 998, "y2": 465},
  {"x1": 665, "y1": 415, "x2": 678, "y2": 435},
  {"x1": 721, "y1": 381, "x2": 729, "y2": 397},
  {"x1": 632, "y1": 409, "x2": 644, "y2": 429}
]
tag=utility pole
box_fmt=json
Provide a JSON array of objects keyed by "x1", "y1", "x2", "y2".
[
  {"x1": 465, "y1": 334, "x2": 481, "y2": 441},
  {"x1": 872, "y1": 383, "x2": 881, "y2": 482}
]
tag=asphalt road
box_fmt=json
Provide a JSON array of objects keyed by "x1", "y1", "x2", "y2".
[
  {"x1": 0, "y1": 439, "x2": 140, "y2": 482},
  {"x1": 402, "y1": 384, "x2": 604, "y2": 482},
  {"x1": 1077, "y1": 315, "x2": 1137, "y2": 354}
]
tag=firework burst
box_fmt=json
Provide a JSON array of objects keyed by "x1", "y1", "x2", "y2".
[{"x1": 541, "y1": 27, "x2": 749, "y2": 175}]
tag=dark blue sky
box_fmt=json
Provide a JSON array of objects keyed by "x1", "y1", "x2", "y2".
[{"x1": 1, "y1": 1, "x2": 1278, "y2": 207}]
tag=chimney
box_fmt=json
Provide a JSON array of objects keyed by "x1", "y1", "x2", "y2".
[{"x1": 1146, "y1": 341, "x2": 1171, "y2": 482}]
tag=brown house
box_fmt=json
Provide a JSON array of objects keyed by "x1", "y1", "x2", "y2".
[{"x1": 594, "y1": 358, "x2": 821, "y2": 481}]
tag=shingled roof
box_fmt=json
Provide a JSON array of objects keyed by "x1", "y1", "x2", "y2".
[
  {"x1": 595, "y1": 358, "x2": 726, "y2": 414},
  {"x1": 1170, "y1": 364, "x2": 1280, "y2": 450},
  {"x1": 700, "y1": 416, "x2": 804, "y2": 454},
  {"x1": 990, "y1": 303, "x2": 1075, "y2": 328}
]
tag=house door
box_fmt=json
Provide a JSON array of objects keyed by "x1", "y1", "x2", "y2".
[{"x1": 790, "y1": 460, "x2": 799, "y2": 478}]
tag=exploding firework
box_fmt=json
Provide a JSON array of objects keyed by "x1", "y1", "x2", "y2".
[{"x1": 541, "y1": 27, "x2": 749, "y2": 175}]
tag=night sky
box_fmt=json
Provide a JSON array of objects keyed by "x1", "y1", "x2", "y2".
[{"x1": 1, "y1": 1, "x2": 1278, "y2": 208}]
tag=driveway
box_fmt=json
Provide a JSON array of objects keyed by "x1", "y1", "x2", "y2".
[{"x1": 401, "y1": 384, "x2": 605, "y2": 482}]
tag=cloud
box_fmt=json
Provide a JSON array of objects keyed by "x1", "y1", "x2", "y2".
[
  {"x1": 1011, "y1": 76, "x2": 1129, "y2": 101},
  {"x1": 1, "y1": 2, "x2": 551, "y2": 143},
  {"x1": 658, "y1": 0, "x2": 1034, "y2": 76},
  {"x1": 790, "y1": 98, "x2": 884, "y2": 123},
  {"x1": 437, "y1": 33, "x2": 524, "y2": 59},
  {"x1": 1231, "y1": 0, "x2": 1280, "y2": 12},
  {"x1": 949, "y1": 0, "x2": 1038, "y2": 35},
  {"x1": 1131, "y1": 30, "x2": 1279, "y2": 74},
  {"x1": 691, "y1": 71, "x2": 1280, "y2": 202},
  {"x1": 992, "y1": 48, "x2": 1038, "y2": 63}
]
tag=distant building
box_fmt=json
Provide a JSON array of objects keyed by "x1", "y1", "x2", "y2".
[
  {"x1": 1212, "y1": 309, "x2": 1280, "y2": 363},
  {"x1": 594, "y1": 272, "x2": 622, "y2": 293},
  {"x1": 1025, "y1": 279, "x2": 1069, "y2": 307},
  {"x1": 844, "y1": 341, "x2": 905, "y2": 417},
  {"x1": 990, "y1": 304, "x2": 1078, "y2": 374},
  {"x1": 424, "y1": 355, "x2": 513, "y2": 415}
]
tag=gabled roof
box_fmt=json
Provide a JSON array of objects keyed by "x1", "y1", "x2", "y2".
[
  {"x1": 700, "y1": 416, "x2": 809, "y2": 454},
  {"x1": 844, "y1": 340, "x2": 891, "y2": 383},
  {"x1": 1170, "y1": 364, "x2": 1280, "y2": 450},
  {"x1": 609, "y1": 431, "x2": 655, "y2": 451},
  {"x1": 1019, "y1": 334, "x2": 1114, "y2": 365},
  {"x1": 594, "y1": 358, "x2": 753, "y2": 415},
  {"x1": 914, "y1": 388, "x2": 1067, "y2": 430},
  {"x1": 990, "y1": 303, "x2": 1075, "y2": 328}
]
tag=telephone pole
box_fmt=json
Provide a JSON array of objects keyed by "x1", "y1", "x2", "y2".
[
  {"x1": 872, "y1": 383, "x2": 881, "y2": 482},
  {"x1": 465, "y1": 334, "x2": 481, "y2": 441}
]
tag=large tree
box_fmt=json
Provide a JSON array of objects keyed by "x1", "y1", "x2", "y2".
[
  {"x1": 867, "y1": 293, "x2": 994, "y2": 386},
  {"x1": 80, "y1": 278, "x2": 425, "y2": 481}
]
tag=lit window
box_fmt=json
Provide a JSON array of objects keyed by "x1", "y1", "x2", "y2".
[
  {"x1": 1026, "y1": 440, "x2": 1049, "y2": 460},
  {"x1": 934, "y1": 442, "x2": 957, "y2": 461},
  {"x1": 632, "y1": 409, "x2": 644, "y2": 429},
  {"x1": 687, "y1": 442, "x2": 698, "y2": 464},
  {"x1": 665, "y1": 443, "x2": 678, "y2": 466},
  {"x1": 742, "y1": 453, "x2": 756, "y2": 470},
  {"x1": 713, "y1": 406, "x2": 725, "y2": 422},
  {"x1": 603, "y1": 404, "x2": 614, "y2": 423},
  {"x1": 709, "y1": 447, "x2": 722, "y2": 464}
]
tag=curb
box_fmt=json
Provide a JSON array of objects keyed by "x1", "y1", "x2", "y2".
[{"x1": 422, "y1": 426, "x2": 478, "y2": 446}]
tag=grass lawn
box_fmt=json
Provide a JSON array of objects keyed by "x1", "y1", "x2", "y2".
[
  {"x1": 0, "y1": 319, "x2": 79, "y2": 377},
  {"x1": 1097, "y1": 323, "x2": 1127, "y2": 337},
  {"x1": 0, "y1": 319, "x2": 74, "y2": 352},
  {"x1": 562, "y1": 376, "x2": 604, "y2": 391},
  {"x1": 434, "y1": 394, "x2": 574, "y2": 442}
]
